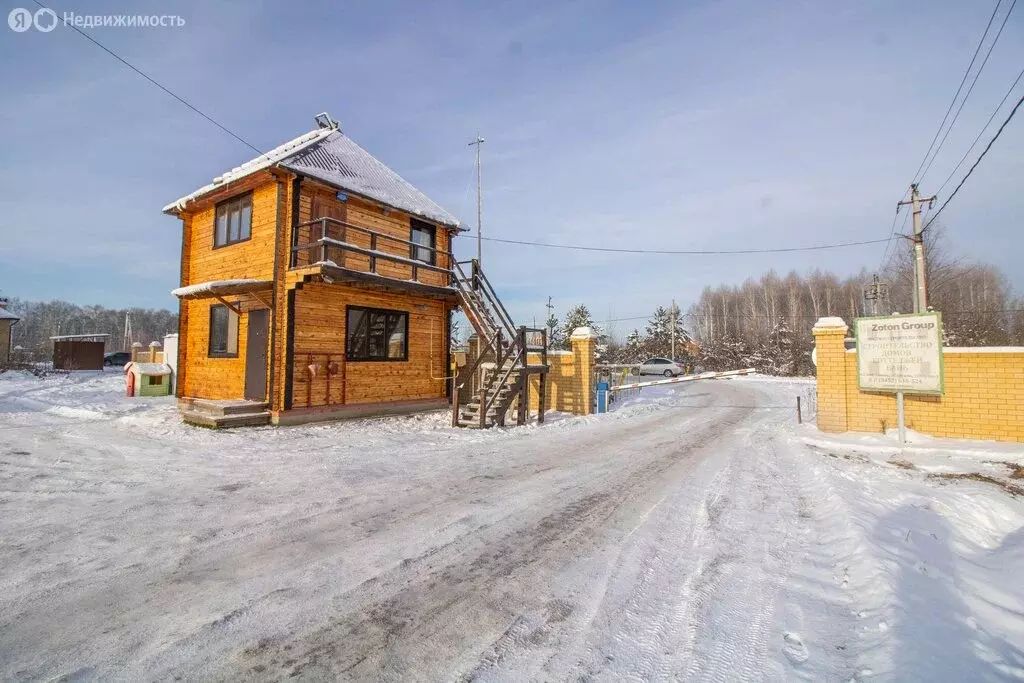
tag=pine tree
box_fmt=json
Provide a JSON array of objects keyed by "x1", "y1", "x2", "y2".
[
  {"x1": 559, "y1": 304, "x2": 601, "y2": 350},
  {"x1": 639, "y1": 304, "x2": 693, "y2": 362},
  {"x1": 767, "y1": 317, "x2": 795, "y2": 375},
  {"x1": 623, "y1": 329, "x2": 644, "y2": 363},
  {"x1": 545, "y1": 312, "x2": 565, "y2": 350}
]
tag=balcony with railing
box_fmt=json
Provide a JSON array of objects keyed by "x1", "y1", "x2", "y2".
[{"x1": 290, "y1": 216, "x2": 455, "y2": 294}]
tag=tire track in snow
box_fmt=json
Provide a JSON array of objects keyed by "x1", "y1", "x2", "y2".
[
  {"x1": 676, "y1": 426, "x2": 799, "y2": 681},
  {"x1": 219, "y1": 403, "x2": 754, "y2": 681}
]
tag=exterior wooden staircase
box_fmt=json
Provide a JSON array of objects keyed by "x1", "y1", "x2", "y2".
[{"x1": 451, "y1": 260, "x2": 548, "y2": 428}]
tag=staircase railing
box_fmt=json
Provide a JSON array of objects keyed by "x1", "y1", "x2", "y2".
[
  {"x1": 452, "y1": 260, "x2": 517, "y2": 349},
  {"x1": 471, "y1": 261, "x2": 518, "y2": 342},
  {"x1": 481, "y1": 329, "x2": 526, "y2": 422},
  {"x1": 450, "y1": 259, "x2": 551, "y2": 428}
]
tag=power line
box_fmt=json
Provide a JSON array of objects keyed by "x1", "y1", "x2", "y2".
[
  {"x1": 923, "y1": 90, "x2": 1024, "y2": 231},
  {"x1": 909, "y1": 0, "x2": 1004, "y2": 184},
  {"x1": 878, "y1": 187, "x2": 911, "y2": 272},
  {"x1": 468, "y1": 235, "x2": 891, "y2": 255},
  {"x1": 918, "y1": 0, "x2": 1018, "y2": 184},
  {"x1": 882, "y1": 0, "x2": 1012, "y2": 276},
  {"x1": 936, "y1": 65, "x2": 1024, "y2": 196},
  {"x1": 30, "y1": 0, "x2": 266, "y2": 159}
]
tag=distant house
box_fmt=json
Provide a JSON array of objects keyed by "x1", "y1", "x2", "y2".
[
  {"x1": 164, "y1": 113, "x2": 546, "y2": 428},
  {"x1": 0, "y1": 304, "x2": 18, "y2": 363}
]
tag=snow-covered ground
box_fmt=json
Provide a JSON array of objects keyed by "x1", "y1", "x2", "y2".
[{"x1": 1, "y1": 371, "x2": 1022, "y2": 681}]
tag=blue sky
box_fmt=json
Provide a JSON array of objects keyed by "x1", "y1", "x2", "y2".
[{"x1": 1, "y1": 0, "x2": 1021, "y2": 333}]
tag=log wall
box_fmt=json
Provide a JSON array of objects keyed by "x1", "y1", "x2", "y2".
[
  {"x1": 290, "y1": 282, "x2": 449, "y2": 408},
  {"x1": 179, "y1": 176, "x2": 278, "y2": 400}
]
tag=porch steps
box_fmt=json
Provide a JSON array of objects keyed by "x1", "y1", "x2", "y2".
[{"x1": 181, "y1": 398, "x2": 270, "y2": 429}]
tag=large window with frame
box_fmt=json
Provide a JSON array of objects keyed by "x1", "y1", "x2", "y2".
[
  {"x1": 410, "y1": 218, "x2": 436, "y2": 265},
  {"x1": 346, "y1": 306, "x2": 409, "y2": 361},
  {"x1": 208, "y1": 304, "x2": 239, "y2": 357},
  {"x1": 214, "y1": 193, "x2": 253, "y2": 248}
]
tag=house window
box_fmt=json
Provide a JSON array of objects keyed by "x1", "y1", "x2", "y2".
[
  {"x1": 148, "y1": 375, "x2": 163, "y2": 386},
  {"x1": 214, "y1": 193, "x2": 253, "y2": 248},
  {"x1": 410, "y1": 219, "x2": 436, "y2": 265},
  {"x1": 208, "y1": 304, "x2": 239, "y2": 357},
  {"x1": 346, "y1": 306, "x2": 408, "y2": 361}
]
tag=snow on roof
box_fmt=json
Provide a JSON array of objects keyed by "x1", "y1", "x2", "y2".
[
  {"x1": 280, "y1": 132, "x2": 461, "y2": 229},
  {"x1": 129, "y1": 362, "x2": 172, "y2": 376},
  {"x1": 162, "y1": 122, "x2": 462, "y2": 229},
  {"x1": 162, "y1": 128, "x2": 334, "y2": 213},
  {"x1": 171, "y1": 279, "x2": 273, "y2": 298},
  {"x1": 0, "y1": 307, "x2": 19, "y2": 321},
  {"x1": 49, "y1": 333, "x2": 110, "y2": 341}
]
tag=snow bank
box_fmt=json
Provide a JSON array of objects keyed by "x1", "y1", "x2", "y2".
[{"x1": 786, "y1": 422, "x2": 1024, "y2": 680}]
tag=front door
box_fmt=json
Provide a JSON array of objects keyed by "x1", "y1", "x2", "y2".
[{"x1": 245, "y1": 309, "x2": 269, "y2": 401}]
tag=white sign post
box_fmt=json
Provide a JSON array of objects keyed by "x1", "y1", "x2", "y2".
[{"x1": 854, "y1": 313, "x2": 944, "y2": 444}]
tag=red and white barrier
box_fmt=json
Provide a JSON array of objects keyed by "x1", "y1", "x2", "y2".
[{"x1": 609, "y1": 368, "x2": 756, "y2": 392}]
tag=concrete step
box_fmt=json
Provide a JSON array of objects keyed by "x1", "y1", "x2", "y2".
[
  {"x1": 182, "y1": 409, "x2": 271, "y2": 429},
  {"x1": 186, "y1": 398, "x2": 269, "y2": 417}
]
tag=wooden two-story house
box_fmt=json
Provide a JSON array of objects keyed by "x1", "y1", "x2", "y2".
[{"x1": 165, "y1": 113, "x2": 547, "y2": 428}]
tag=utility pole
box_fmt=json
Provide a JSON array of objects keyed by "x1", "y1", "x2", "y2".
[
  {"x1": 897, "y1": 183, "x2": 936, "y2": 313},
  {"x1": 468, "y1": 134, "x2": 485, "y2": 266},
  {"x1": 545, "y1": 296, "x2": 555, "y2": 347},
  {"x1": 671, "y1": 299, "x2": 677, "y2": 361},
  {"x1": 863, "y1": 275, "x2": 889, "y2": 316}
]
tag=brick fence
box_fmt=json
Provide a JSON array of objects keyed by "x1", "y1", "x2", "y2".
[
  {"x1": 527, "y1": 327, "x2": 596, "y2": 416},
  {"x1": 813, "y1": 317, "x2": 1024, "y2": 443},
  {"x1": 463, "y1": 327, "x2": 596, "y2": 418}
]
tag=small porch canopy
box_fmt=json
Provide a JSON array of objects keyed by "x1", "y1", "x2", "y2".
[{"x1": 171, "y1": 279, "x2": 273, "y2": 314}]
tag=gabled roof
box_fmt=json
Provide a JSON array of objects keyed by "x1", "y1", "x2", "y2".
[
  {"x1": 0, "y1": 307, "x2": 19, "y2": 321},
  {"x1": 163, "y1": 122, "x2": 461, "y2": 229},
  {"x1": 279, "y1": 133, "x2": 461, "y2": 228}
]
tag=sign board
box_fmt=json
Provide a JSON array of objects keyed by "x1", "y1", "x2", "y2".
[{"x1": 854, "y1": 313, "x2": 943, "y2": 394}]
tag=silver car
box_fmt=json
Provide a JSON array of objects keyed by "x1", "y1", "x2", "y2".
[{"x1": 634, "y1": 357, "x2": 685, "y2": 377}]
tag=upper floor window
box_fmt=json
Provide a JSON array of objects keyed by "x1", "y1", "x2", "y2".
[
  {"x1": 410, "y1": 218, "x2": 436, "y2": 265},
  {"x1": 215, "y1": 193, "x2": 252, "y2": 248}
]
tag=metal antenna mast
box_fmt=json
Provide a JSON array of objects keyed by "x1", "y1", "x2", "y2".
[
  {"x1": 469, "y1": 134, "x2": 485, "y2": 265},
  {"x1": 123, "y1": 310, "x2": 134, "y2": 352}
]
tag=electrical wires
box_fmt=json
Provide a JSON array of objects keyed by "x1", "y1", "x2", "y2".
[
  {"x1": 29, "y1": 0, "x2": 267, "y2": 159},
  {"x1": 924, "y1": 90, "x2": 1024, "y2": 232},
  {"x1": 467, "y1": 235, "x2": 891, "y2": 255}
]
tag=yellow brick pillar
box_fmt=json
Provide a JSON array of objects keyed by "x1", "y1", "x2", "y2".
[
  {"x1": 570, "y1": 327, "x2": 597, "y2": 416},
  {"x1": 812, "y1": 317, "x2": 849, "y2": 433}
]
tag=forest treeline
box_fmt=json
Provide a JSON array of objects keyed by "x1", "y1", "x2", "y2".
[
  {"x1": 598, "y1": 230, "x2": 1024, "y2": 375},
  {"x1": 5, "y1": 298, "x2": 179, "y2": 360}
]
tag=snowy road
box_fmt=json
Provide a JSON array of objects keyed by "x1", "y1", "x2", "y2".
[{"x1": 2, "y1": 373, "x2": 1023, "y2": 681}]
